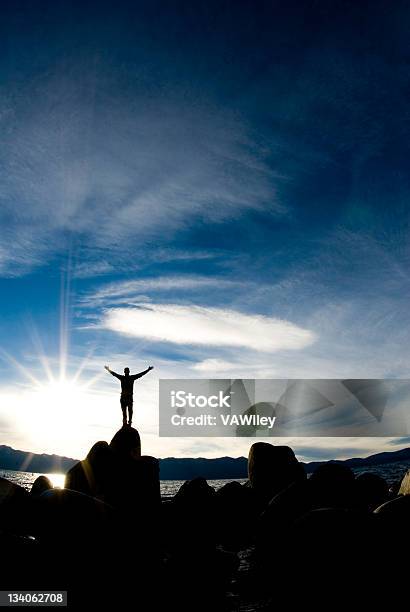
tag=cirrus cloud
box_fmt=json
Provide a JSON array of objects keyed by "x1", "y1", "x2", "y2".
[
  {"x1": 101, "y1": 303, "x2": 315, "y2": 352},
  {"x1": 82, "y1": 275, "x2": 245, "y2": 306}
]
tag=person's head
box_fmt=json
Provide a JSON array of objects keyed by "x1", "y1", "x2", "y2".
[{"x1": 124, "y1": 367, "x2": 130, "y2": 376}]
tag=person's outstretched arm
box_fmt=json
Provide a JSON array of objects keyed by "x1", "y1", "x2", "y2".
[
  {"x1": 132, "y1": 365, "x2": 154, "y2": 380},
  {"x1": 104, "y1": 365, "x2": 121, "y2": 379}
]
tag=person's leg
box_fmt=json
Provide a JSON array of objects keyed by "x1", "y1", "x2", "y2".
[
  {"x1": 128, "y1": 400, "x2": 133, "y2": 426},
  {"x1": 120, "y1": 397, "x2": 127, "y2": 426}
]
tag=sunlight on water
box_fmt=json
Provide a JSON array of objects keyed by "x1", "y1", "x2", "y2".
[
  {"x1": 47, "y1": 472, "x2": 65, "y2": 488},
  {"x1": 1, "y1": 462, "x2": 409, "y2": 497}
]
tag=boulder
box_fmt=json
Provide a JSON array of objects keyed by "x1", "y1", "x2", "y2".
[
  {"x1": 65, "y1": 441, "x2": 111, "y2": 499},
  {"x1": 257, "y1": 477, "x2": 310, "y2": 542},
  {"x1": 354, "y1": 472, "x2": 389, "y2": 510},
  {"x1": 0, "y1": 477, "x2": 31, "y2": 535},
  {"x1": 110, "y1": 426, "x2": 141, "y2": 459},
  {"x1": 291, "y1": 508, "x2": 378, "y2": 575},
  {"x1": 308, "y1": 462, "x2": 355, "y2": 509},
  {"x1": 64, "y1": 428, "x2": 160, "y2": 530},
  {"x1": 374, "y1": 494, "x2": 410, "y2": 517},
  {"x1": 215, "y1": 480, "x2": 254, "y2": 547},
  {"x1": 1, "y1": 531, "x2": 43, "y2": 590},
  {"x1": 170, "y1": 477, "x2": 217, "y2": 550},
  {"x1": 373, "y1": 494, "x2": 410, "y2": 551},
  {"x1": 104, "y1": 428, "x2": 159, "y2": 512},
  {"x1": 30, "y1": 488, "x2": 115, "y2": 544},
  {"x1": 0, "y1": 476, "x2": 28, "y2": 505},
  {"x1": 174, "y1": 476, "x2": 216, "y2": 506},
  {"x1": 247, "y1": 442, "x2": 304, "y2": 508},
  {"x1": 104, "y1": 453, "x2": 160, "y2": 513},
  {"x1": 30, "y1": 475, "x2": 53, "y2": 497}
]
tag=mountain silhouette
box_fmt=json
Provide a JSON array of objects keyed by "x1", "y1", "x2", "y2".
[{"x1": 1, "y1": 444, "x2": 410, "y2": 480}]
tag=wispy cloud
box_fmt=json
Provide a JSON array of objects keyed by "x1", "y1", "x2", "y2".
[
  {"x1": 73, "y1": 260, "x2": 116, "y2": 279},
  {"x1": 0, "y1": 64, "x2": 284, "y2": 277},
  {"x1": 82, "y1": 275, "x2": 245, "y2": 306},
  {"x1": 101, "y1": 303, "x2": 315, "y2": 352}
]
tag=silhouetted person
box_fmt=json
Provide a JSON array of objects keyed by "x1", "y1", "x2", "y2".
[{"x1": 104, "y1": 364, "x2": 153, "y2": 426}]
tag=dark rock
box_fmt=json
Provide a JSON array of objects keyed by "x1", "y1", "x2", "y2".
[
  {"x1": 0, "y1": 476, "x2": 28, "y2": 505},
  {"x1": 110, "y1": 426, "x2": 141, "y2": 459},
  {"x1": 291, "y1": 508, "x2": 378, "y2": 573},
  {"x1": 65, "y1": 440, "x2": 111, "y2": 499},
  {"x1": 30, "y1": 475, "x2": 53, "y2": 496},
  {"x1": 174, "y1": 476, "x2": 216, "y2": 505},
  {"x1": 253, "y1": 477, "x2": 311, "y2": 570},
  {"x1": 374, "y1": 493, "x2": 410, "y2": 517},
  {"x1": 104, "y1": 453, "x2": 160, "y2": 515},
  {"x1": 169, "y1": 477, "x2": 216, "y2": 551},
  {"x1": 30, "y1": 488, "x2": 115, "y2": 545},
  {"x1": 65, "y1": 429, "x2": 160, "y2": 523},
  {"x1": 247, "y1": 442, "x2": 304, "y2": 509},
  {"x1": 1, "y1": 531, "x2": 44, "y2": 590},
  {"x1": 308, "y1": 462, "x2": 355, "y2": 509},
  {"x1": 372, "y1": 496, "x2": 410, "y2": 559},
  {"x1": 105, "y1": 427, "x2": 159, "y2": 515},
  {"x1": 257, "y1": 477, "x2": 310, "y2": 543},
  {"x1": 0, "y1": 477, "x2": 31, "y2": 535},
  {"x1": 354, "y1": 472, "x2": 389, "y2": 510},
  {"x1": 215, "y1": 481, "x2": 254, "y2": 547}
]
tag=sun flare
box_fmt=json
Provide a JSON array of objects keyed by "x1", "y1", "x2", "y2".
[
  {"x1": 22, "y1": 377, "x2": 94, "y2": 448},
  {"x1": 46, "y1": 472, "x2": 66, "y2": 488},
  {"x1": 1, "y1": 266, "x2": 152, "y2": 459}
]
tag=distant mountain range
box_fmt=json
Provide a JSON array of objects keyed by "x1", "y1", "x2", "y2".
[
  {"x1": 1, "y1": 444, "x2": 410, "y2": 481},
  {"x1": 303, "y1": 446, "x2": 410, "y2": 473},
  {"x1": 0, "y1": 445, "x2": 77, "y2": 474}
]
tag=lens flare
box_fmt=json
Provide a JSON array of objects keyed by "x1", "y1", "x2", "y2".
[{"x1": 0, "y1": 261, "x2": 110, "y2": 457}]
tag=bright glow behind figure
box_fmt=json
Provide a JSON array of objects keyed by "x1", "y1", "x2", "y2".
[{"x1": 0, "y1": 265, "x2": 111, "y2": 456}]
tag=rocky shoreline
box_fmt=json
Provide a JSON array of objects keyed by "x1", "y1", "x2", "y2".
[{"x1": 1, "y1": 427, "x2": 410, "y2": 610}]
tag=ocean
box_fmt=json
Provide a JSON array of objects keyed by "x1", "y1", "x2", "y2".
[
  {"x1": 0, "y1": 468, "x2": 247, "y2": 497},
  {"x1": 2, "y1": 461, "x2": 409, "y2": 496}
]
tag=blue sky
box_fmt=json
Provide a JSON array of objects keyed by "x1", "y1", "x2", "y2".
[{"x1": 1, "y1": 0, "x2": 410, "y2": 461}]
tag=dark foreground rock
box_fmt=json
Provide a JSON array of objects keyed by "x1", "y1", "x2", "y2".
[
  {"x1": 2, "y1": 436, "x2": 410, "y2": 609},
  {"x1": 0, "y1": 477, "x2": 31, "y2": 535},
  {"x1": 30, "y1": 475, "x2": 53, "y2": 497},
  {"x1": 65, "y1": 427, "x2": 160, "y2": 515}
]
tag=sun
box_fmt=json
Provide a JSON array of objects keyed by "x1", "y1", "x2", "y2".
[
  {"x1": 3, "y1": 369, "x2": 115, "y2": 459},
  {"x1": 31, "y1": 378, "x2": 89, "y2": 426},
  {"x1": 22, "y1": 377, "x2": 95, "y2": 449},
  {"x1": 2, "y1": 340, "x2": 114, "y2": 457},
  {"x1": 33, "y1": 378, "x2": 88, "y2": 409},
  {"x1": 45, "y1": 472, "x2": 66, "y2": 488},
  {"x1": 0, "y1": 265, "x2": 115, "y2": 458}
]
